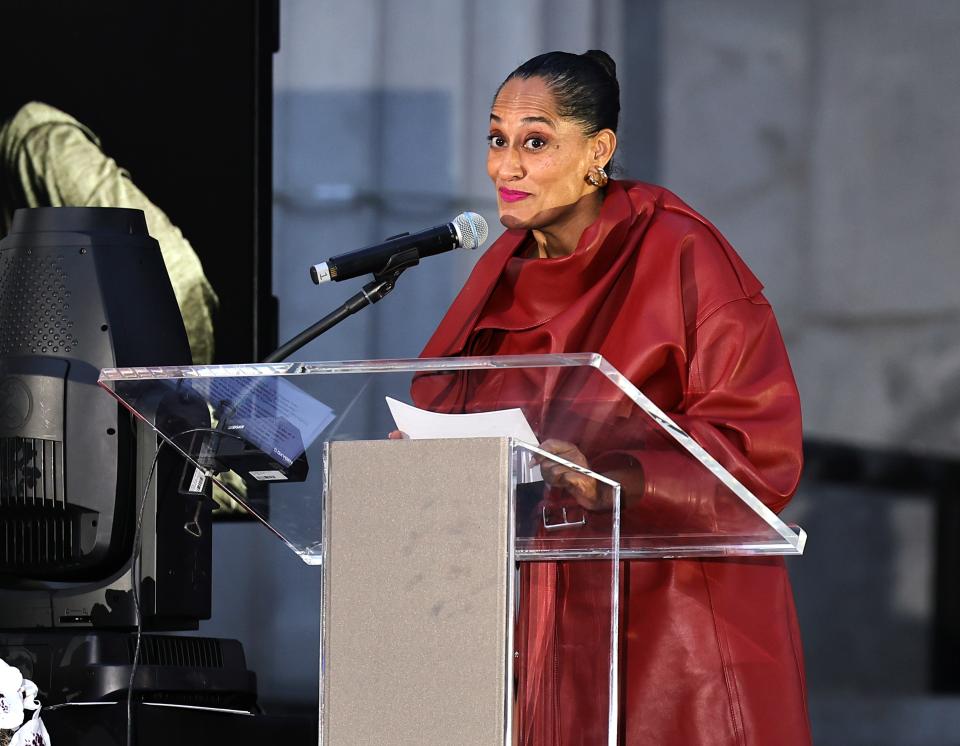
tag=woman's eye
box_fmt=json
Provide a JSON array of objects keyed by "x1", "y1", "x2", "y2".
[
  {"x1": 487, "y1": 134, "x2": 507, "y2": 148},
  {"x1": 524, "y1": 137, "x2": 547, "y2": 150}
]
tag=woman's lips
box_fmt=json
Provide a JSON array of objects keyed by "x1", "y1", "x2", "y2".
[{"x1": 499, "y1": 187, "x2": 531, "y2": 203}]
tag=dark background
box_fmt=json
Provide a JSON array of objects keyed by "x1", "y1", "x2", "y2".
[{"x1": 0, "y1": 0, "x2": 278, "y2": 363}]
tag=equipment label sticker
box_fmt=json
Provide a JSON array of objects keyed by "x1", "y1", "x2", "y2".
[{"x1": 249, "y1": 470, "x2": 288, "y2": 481}]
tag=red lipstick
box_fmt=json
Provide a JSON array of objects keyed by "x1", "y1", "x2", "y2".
[{"x1": 499, "y1": 187, "x2": 530, "y2": 203}]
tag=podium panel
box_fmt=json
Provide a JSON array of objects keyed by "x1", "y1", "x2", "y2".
[
  {"x1": 323, "y1": 438, "x2": 513, "y2": 745},
  {"x1": 98, "y1": 354, "x2": 804, "y2": 562}
]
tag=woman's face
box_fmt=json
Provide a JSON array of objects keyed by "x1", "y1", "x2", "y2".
[{"x1": 487, "y1": 76, "x2": 603, "y2": 233}]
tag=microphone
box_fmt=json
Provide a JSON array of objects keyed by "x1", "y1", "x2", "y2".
[{"x1": 310, "y1": 212, "x2": 489, "y2": 284}]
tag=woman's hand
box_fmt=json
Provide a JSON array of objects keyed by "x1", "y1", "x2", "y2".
[
  {"x1": 536, "y1": 439, "x2": 611, "y2": 511},
  {"x1": 387, "y1": 430, "x2": 409, "y2": 440}
]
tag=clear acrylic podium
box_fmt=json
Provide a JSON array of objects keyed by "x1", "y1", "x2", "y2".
[{"x1": 98, "y1": 353, "x2": 805, "y2": 745}]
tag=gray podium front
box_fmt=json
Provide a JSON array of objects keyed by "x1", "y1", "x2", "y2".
[
  {"x1": 324, "y1": 438, "x2": 521, "y2": 745},
  {"x1": 100, "y1": 353, "x2": 804, "y2": 745}
]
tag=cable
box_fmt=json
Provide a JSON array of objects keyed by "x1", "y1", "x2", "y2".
[
  {"x1": 124, "y1": 425, "x2": 246, "y2": 746},
  {"x1": 127, "y1": 436, "x2": 162, "y2": 746}
]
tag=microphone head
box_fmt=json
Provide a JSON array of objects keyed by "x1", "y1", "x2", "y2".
[{"x1": 452, "y1": 212, "x2": 489, "y2": 250}]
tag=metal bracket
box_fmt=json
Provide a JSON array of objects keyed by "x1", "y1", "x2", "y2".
[
  {"x1": 542, "y1": 506, "x2": 587, "y2": 531},
  {"x1": 184, "y1": 497, "x2": 206, "y2": 538}
]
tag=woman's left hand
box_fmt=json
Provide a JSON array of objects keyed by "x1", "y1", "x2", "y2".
[{"x1": 536, "y1": 439, "x2": 611, "y2": 511}]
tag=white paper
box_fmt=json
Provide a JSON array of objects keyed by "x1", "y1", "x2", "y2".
[
  {"x1": 385, "y1": 397, "x2": 537, "y2": 443},
  {"x1": 385, "y1": 397, "x2": 542, "y2": 481}
]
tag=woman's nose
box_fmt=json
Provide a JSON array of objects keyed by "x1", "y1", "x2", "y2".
[{"x1": 497, "y1": 147, "x2": 524, "y2": 180}]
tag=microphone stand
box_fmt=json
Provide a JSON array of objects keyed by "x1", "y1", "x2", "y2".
[
  {"x1": 189, "y1": 251, "x2": 416, "y2": 484},
  {"x1": 262, "y1": 248, "x2": 420, "y2": 364}
]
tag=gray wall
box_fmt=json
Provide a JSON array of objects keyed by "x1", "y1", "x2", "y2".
[
  {"x1": 663, "y1": 3, "x2": 960, "y2": 741},
  {"x1": 198, "y1": 1, "x2": 960, "y2": 741},
  {"x1": 661, "y1": 0, "x2": 960, "y2": 458}
]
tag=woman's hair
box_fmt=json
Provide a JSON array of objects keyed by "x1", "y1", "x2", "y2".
[{"x1": 497, "y1": 50, "x2": 620, "y2": 137}]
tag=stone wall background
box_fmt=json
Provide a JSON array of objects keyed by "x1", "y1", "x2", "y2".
[
  {"x1": 196, "y1": 2, "x2": 960, "y2": 742},
  {"x1": 662, "y1": 0, "x2": 960, "y2": 457}
]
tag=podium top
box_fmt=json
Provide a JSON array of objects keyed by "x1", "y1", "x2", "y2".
[{"x1": 98, "y1": 354, "x2": 805, "y2": 562}]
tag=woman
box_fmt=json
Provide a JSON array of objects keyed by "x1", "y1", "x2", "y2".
[{"x1": 415, "y1": 51, "x2": 811, "y2": 745}]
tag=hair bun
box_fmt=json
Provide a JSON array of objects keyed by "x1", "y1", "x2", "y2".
[{"x1": 583, "y1": 49, "x2": 617, "y2": 80}]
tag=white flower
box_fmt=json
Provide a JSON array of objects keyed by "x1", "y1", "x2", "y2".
[
  {"x1": 0, "y1": 659, "x2": 24, "y2": 696},
  {"x1": 0, "y1": 690, "x2": 25, "y2": 731},
  {"x1": 0, "y1": 658, "x2": 43, "y2": 733},
  {"x1": 9, "y1": 707, "x2": 51, "y2": 746},
  {"x1": 18, "y1": 679, "x2": 39, "y2": 712}
]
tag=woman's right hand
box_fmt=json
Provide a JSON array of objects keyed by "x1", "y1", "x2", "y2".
[
  {"x1": 387, "y1": 430, "x2": 409, "y2": 440},
  {"x1": 537, "y1": 438, "x2": 611, "y2": 511}
]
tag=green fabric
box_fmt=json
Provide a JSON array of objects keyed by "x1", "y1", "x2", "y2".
[{"x1": 0, "y1": 102, "x2": 218, "y2": 364}]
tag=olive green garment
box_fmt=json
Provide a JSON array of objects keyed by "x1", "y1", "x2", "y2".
[{"x1": 0, "y1": 102, "x2": 218, "y2": 364}]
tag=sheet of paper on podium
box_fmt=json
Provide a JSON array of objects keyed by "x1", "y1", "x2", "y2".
[{"x1": 385, "y1": 396, "x2": 542, "y2": 481}]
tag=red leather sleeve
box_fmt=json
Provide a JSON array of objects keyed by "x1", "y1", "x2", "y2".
[
  {"x1": 607, "y1": 297, "x2": 803, "y2": 535},
  {"x1": 676, "y1": 296, "x2": 803, "y2": 511}
]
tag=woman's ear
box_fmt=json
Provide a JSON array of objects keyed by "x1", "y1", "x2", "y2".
[{"x1": 593, "y1": 128, "x2": 617, "y2": 168}]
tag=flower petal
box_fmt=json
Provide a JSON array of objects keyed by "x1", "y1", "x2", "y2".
[
  {"x1": 0, "y1": 690, "x2": 25, "y2": 730},
  {"x1": 20, "y1": 678, "x2": 40, "y2": 710},
  {"x1": 10, "y1": 707, "x2": 52, "y2": 746},
  {"x1": 0, "y1": 659, "x2": 24, "y2": 694}
]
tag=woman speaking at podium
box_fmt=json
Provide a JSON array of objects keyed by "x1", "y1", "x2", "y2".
[{"x1": 416, "y1": 51, "x2": 810, "y2": 745}]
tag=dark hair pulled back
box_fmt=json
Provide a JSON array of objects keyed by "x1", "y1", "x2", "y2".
[{"x1": 497, "y1": 49, "x2": 620, "y2": 137}]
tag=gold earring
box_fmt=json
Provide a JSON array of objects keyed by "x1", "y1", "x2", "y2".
[{"x1": 585, "y1": 165, "x2": 608, "y2": 188}]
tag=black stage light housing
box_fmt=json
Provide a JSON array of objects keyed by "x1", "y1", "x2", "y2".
[{"x1": 0, "y1": 207, "x2": 211, "y2": 631}]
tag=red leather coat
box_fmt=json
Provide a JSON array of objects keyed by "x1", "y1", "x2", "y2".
[{"x1": 416, "y1": 181, "x2": 811, "y2": 745}]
